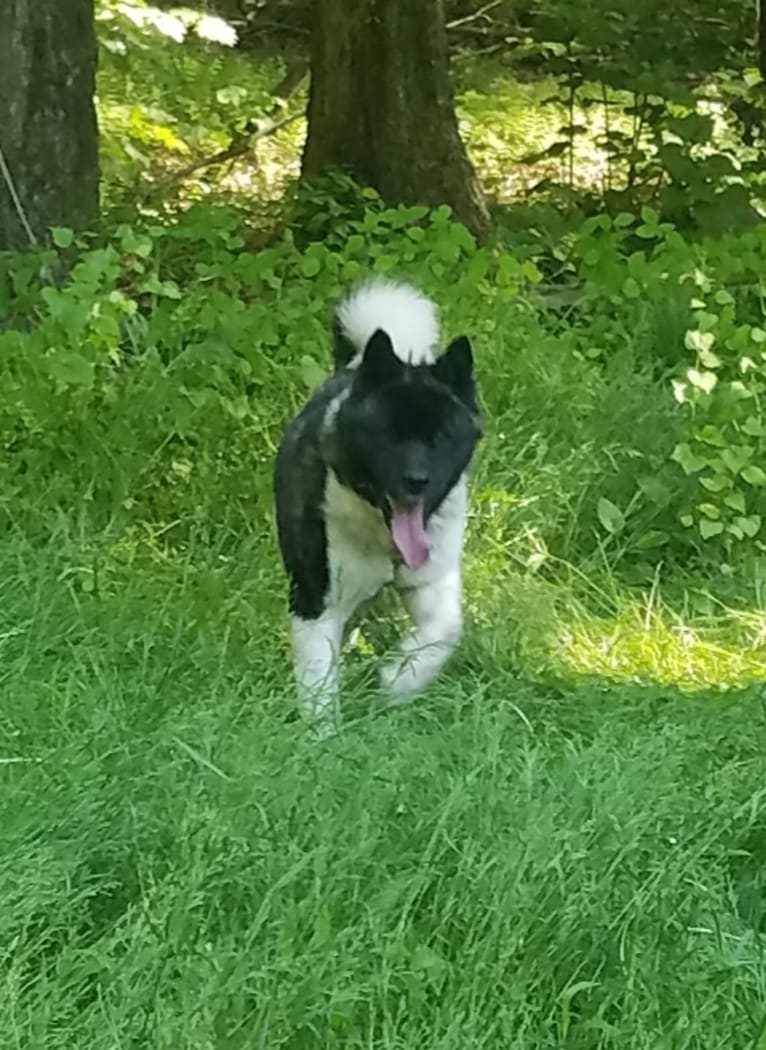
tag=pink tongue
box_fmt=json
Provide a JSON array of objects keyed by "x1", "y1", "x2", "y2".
[{"x1": 391, "y1": 504, "x2": 430, "y2": 569}]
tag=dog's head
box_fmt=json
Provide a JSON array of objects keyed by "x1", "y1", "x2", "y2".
[{"x1": 327, "y1": 329, "x2": 482, "y2": 569}]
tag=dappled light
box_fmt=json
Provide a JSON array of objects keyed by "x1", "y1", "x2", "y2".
[
  {"x1": 97, "y1": 1, "x2": 304, "y2": 205},
  {"x1": 3, "y1": 0, "x2": 766, "y2": 1045},
  {"x1": 559, "y1": 603, "x2": 766, "y2": 690},
  {"x1": 463, "y1": 509, "x2": 766, "y2": 692},
  {"x1": 106, "y1": 2, "x2": 238, "y2": 47}
]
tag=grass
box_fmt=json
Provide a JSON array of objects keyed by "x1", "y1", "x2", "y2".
[
  {"x1": 2, "y1": 521, "x2": 766, "y2": 1049},
  {"x1": 4, "y1": 10, "x2": 766, "y2": 1045},
  {"x1": 4, "y1": 188, "x2": 766, "y2": 1050}
]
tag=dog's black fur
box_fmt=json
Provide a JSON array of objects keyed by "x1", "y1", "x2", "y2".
[{"x1": 273, "y1": 324, "x2": 481, "y2": 622}]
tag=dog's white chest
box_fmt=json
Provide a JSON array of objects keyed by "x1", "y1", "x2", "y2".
[{"x1": 323, "y1": 471, "x2": 394, "y2": 613}]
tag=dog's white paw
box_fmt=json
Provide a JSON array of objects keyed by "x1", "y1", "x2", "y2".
[
  {"x1": 379, "y1": 657, "x2": 423, "y2": 706},
  {"x1": 306, "y1": 711, "x2": 340, "y2": 741}
]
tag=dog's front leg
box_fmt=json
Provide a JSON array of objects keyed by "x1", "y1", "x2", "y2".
[
  {"x1": 290, "y1": 609, "x2": 345, "y2": 731},
  {"x1": 381, "y1": 571, "x2": 463, "y2": 702}
]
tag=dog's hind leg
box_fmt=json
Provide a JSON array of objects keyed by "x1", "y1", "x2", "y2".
[
  {"x1": 290, "y1": 608, "x2": 345, "y2": 731},
  {"x1": 381, "y1": 571, "x2": 463, "y2": 702}
]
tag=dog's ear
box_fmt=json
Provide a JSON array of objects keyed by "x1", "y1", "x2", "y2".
[
  {"x1": 433, "y1": 336, "x2": 476, "y2": 406},
  {"x1": 357, "y1": 329, "x2": 404, "y2": 388}
]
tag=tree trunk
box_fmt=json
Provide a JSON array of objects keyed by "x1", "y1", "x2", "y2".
[
  {"x1": 302, "y1": 0, "x2": 489, "y2": 236},
  {"x1": 0, "y1": 0, "x2": 99, "y2": 251}
]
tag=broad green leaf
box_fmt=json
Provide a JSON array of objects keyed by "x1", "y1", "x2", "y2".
[
  {"x1": 342, "y1": 259, "x2": 362, "y2": 280},
  {"x1": 742, "y1": 465, "x2": 766, "y2": 486},
  {"x1": 700, "y1": 474, "x2": 729, "y2": 493},
  {"x1": 699, "y1": 425, "x2": 725, "y2": 446},
  {"x1": 685, "y1": 329, "x2": 715, "y2": 354},
  {"x1": 742, "y1": 416, "x2": 764, "y2": 437},
  {"x1": 521, "y1": 260, "x2": 542, "y2": 284},
  {"x1": 51, "y1": 226, "x2": 74, "y2": 248},
  {"x1": 119, "y1": 227, "x2": 153, "y2": 258},
  {"x1": 687, "y1": 368, "x2": 717, "y2": 394},
  {"x1": 735, "y1": 515, "x2": 761, "y2": 538},
  {"x1": 161, "y1": 279, "x2": 182, "y2": 299},
  {"x1": 698, "y1": 503, "x2": 720, "y2": 520},
  {"x1": 638, "y1": 475, "x2": 671, "y2": 506},
  {"x1": 724, "y1": 491, "x2": 746, "y2": 514},
  {"x1": 722, "y1": 446, "x2": 753, "y2": 474},
  {"x1": 699, "y1": 347, "x2": 721, "y2": 369},
  {"x1": 597, "y1": 497, "x2": 625, "y2": 535},
  {"x1": 694, "y1": 312, "x2": 718, "y2": 334},
  {"x1": 714, "y1": 289, "x2": 735, "y2": 306},
  {"x1": 634, "y1": 529, "x2": 670, "y2": 550},
  {"x1": 671, "y1": 379, "x2": 687, "y2": 403},
  {"x1": 436, "y1": 238, "x2": 461, "y2": 265},
  {"x1": 450, "y1": 224, "x2": 477, "y2": 252},
  {"x1": 699, "y1": 519, "x2": 724, "y2": 539},
  {"x1": 671, "y1": 443, "x2": 708, "y2": 474},
  {"x1": 301, "y1": 254, "x2": 321, "y2": 278}
]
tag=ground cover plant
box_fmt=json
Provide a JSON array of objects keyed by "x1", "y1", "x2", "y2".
[{"x1": 2, "y1": 1, "x2": 766, "y2": 1046}]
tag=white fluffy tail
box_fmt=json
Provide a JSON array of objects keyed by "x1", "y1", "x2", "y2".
[{"x1": 334, "y1": 280, "x2": 440, "y2": 368}]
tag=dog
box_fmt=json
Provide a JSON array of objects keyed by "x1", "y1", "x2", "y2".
[{"x1": 273, "y1": 279, "x2": 482, "y2": 729}]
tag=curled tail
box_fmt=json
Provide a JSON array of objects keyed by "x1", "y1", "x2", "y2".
[{"x1": 332, "y1": 279, "x2": 440, "y2": 371}]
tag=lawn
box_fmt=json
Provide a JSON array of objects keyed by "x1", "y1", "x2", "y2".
[
  {"x1": 2, "y1": 517, "x2": 766, "y2": 1048},
  {"x1": 3, "y1": 5, "x2": 766, "y2": 1045}
]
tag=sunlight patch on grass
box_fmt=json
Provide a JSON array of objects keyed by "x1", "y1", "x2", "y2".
[
  {"x1": 466, "y1": 555, "x2": 766, "y2": 691},
  {"x1": 464, "y1": 499, "x2": 766, "y2": 692},
  {"x1": 558, "y1": 602, "x2": 766, "y2": 692}
]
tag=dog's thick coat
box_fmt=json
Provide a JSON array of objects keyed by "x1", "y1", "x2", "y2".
[{"x1": 273, "y1": 280, "x2": 481, "y2": 727}]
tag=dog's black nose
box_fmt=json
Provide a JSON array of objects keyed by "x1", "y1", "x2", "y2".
[{"x1": 402, "y1": 472, "x2": 428, "y2": 496}]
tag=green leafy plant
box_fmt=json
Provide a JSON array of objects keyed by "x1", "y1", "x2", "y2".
[
  {"x1": 0, "y1": 196, "x2": 542, "y2": 537},
  {"x1": 96, "y1": 0, "x2": 302, "y2": 213},
  {"x1": 670, "y1": 269, "x2": 766, "y2": 554}
]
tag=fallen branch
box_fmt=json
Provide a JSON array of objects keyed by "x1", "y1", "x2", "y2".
[
  {"x1": 156, "y1": 109, "x2": 305, "y2": 189},
  {"x1": 446, "y1": 0, "x2": 505, "y2": 31},
  {"x1": 270, "y1": 60, "x2": 309, "y2": 102}
]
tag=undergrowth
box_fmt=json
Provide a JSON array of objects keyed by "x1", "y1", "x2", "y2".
[{"x1": 5, "y1": 186, "x2": 766, "y2": 574}]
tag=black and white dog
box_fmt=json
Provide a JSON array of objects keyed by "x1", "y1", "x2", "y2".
[{"x1": 273, "y1": 280, "x2": 481, "y2": 728}]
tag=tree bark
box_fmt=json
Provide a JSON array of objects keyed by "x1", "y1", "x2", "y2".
[
  {"x1": 302, "y1": 0, "x2": 489, "y2": 236},
  {"x1": 0, "y1": 0, "x2": 99, "y2": 251}
]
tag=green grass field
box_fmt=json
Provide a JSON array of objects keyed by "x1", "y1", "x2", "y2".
[
  {"x1": 3, "y1": 6, "x2": 766, "y2": 1045},
  {"x1": 2, "y1": 519, "x2": 766, "y2": 1049}
]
